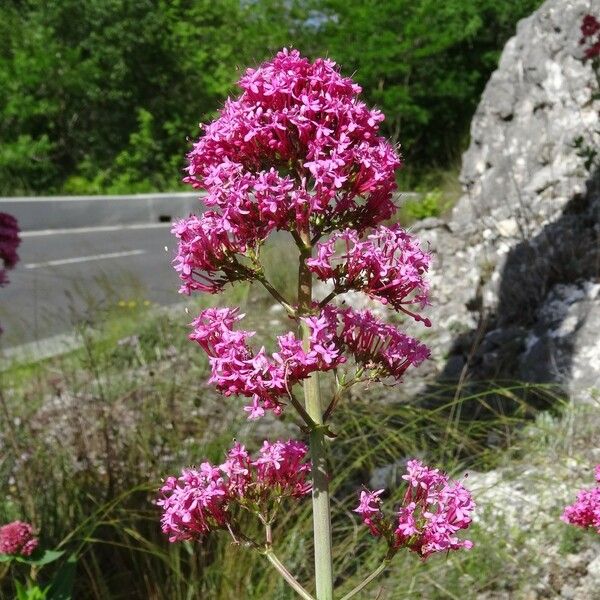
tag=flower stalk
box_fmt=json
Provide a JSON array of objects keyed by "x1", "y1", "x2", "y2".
[
  {"x1": 264, "y1": 550, "x2": 316, "y2": 600},
  {"x1": 339, "y1": 558, "x2": 392, "y2": 600},
  {"x1": 299, "y1": 236, "x2": 334, "y2": 600}
]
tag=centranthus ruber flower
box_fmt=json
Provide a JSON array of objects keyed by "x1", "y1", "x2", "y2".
[
  {"x1": 183, "y1": 49, "x2": 400, "y2": 235},
  {"x1": 158, "y1": 440, "x2": 311, "y2": 543},
  {"x1": 332, "y1": 307, "x2": 431, "y2": 380},
  {"x1": 174, "y1": 49, "x2": 402, "y2": 299},
  {"x1": 580, "y1": 14, "x2": 600, "y2": 60},
  {"x1": 165, "y1": 49, "x2": 442, "y2": 600},
  {"x1": 188, "y1": 305, "x2": 428, "y2": 419},
  {"x1": 171, "y1": 214, "x2": 254, "y2": 294},
  {"x1": 0, "y1": 521, "x2": 38, "y2": 557},
  {"x1": 354, "y1": 489, "x2": 385, "y2": 535},
  {"x1": 0, "y1": 212, "x2": 20, "y2": 280},
  {"x1": 0, "y1": 213, "x2": 21, "y2": 334},
  {"x1": 354, "y1": 460, "x2": 475, "y2": 559},
  {"x1": 561, "y1": 464, "x2": 600, "y2": 534},
  {"x1": 174, "y1": 49, "x2": 432, "y2": 426}
]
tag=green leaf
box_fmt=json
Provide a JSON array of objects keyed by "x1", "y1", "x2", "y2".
[
  {"x1": 14, "y1": 580, "x2": 29, "y2": 600},
  {"x1": 0, "y1": 553, "x2": 13, "y2": 562},
  {"x1": 47, "y1": 553, "x2": 77, "y2": 600},
  {"x1": 20, "y1": 549, "x2": 65, "y2": 566}
]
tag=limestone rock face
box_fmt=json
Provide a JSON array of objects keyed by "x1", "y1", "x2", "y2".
[
  {"x1": 410, "y1": 0, "x2": 600, "y2": 401},
  {"x1": 454, "y1": 0, "x2": 599, "y2": 239}
]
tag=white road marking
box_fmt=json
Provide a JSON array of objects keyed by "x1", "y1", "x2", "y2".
[
  {"x1": 21, "y1": 223, "x2": 173, "y2": 237},
  {"x1": 24, "y1": 250, "x2": 146, "y2": 269}
]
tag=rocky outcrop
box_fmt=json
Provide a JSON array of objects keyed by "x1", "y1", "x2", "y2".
[
  {"x1": 466, "y1": 405, "x2": 600, "y2": 600},
  {"x1": 409, "y1": 0, "x2": 600, "y2": 403}
]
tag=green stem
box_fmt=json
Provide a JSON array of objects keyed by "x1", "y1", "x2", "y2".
[
  {"x1": 265, "y1": 551, "x2": 317, "y2": 600},
  {"x1": 287, "y1": 390, "x2": 319, "y2": 430},
  {"x1": 339, "y1": 559, "x2": 391, "y2": 600},
  {"x1": 257, "y1": 274, "x2": 296, "y2": 316},
  {"x1": 298, "y1": 232, "x2": 334, "y2": 600}
]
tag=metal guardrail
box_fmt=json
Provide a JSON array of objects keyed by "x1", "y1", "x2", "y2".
[{"x1": 0, "y1": 192, "x2": 203, "y2": 231}]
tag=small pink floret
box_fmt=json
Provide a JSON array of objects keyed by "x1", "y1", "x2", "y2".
[{"x1": 354, "y1": 489, "x2": 385, "y2": 535}]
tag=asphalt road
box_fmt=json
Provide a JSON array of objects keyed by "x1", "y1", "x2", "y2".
[
  {"x1": 0, "y1": 191, "x2": 418, "y2": 354},
  {"x1": 0, "y1": 194, "x2": 208, "y2": 353},
  {"x1": 0, "y1": 222, "x2": 183, "y2": 349}
]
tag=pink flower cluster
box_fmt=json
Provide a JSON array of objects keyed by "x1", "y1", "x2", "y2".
[
  {"x1": 0, "y1": 521, "x2": 38, "y2": 557},
  {"x1": 189, "y1": 306, "x2": 428, "y2": 418},
  {"x1": 189, "y1": 307, "x2": 343, "y2": 419},
  {"x1": 173, "y1": 50, "x2": 431, "y2": 423},
  {"x1": 328, "y1": 306, "x2": 430, "y2": 380},
  {"x1": 174, "y1": 49, "x2": 401, "y2": 294},
  {"x1": 0, "y1": 212, "x2": 20, "y2": 287},
  {"x1": 561, "y1": 465, "x2": 600, "y2": 534},
  {"x1": 171, "y1": 214, "x2": 252, "y2": 294},
  {"x1": 354, "y1": 460, "x2": 475, "y2": 559},
  {"x1": 307, "y1": 225, "x2": 431, "y2": 324},
  {"x1": 158, "y1": 440, "x2": 311, "y2": 542},
  {"x1": 580, "y1": 14, "x2": 600, "y2": 60}
]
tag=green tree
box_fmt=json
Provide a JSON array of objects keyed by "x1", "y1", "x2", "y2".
[
  {"x1": 0, "y1": 0, "x2": 302, "y2": 194},
  {"x1": 309, "y1": 0, "x2": 541, "y2": 170},
  {"x1": 0, "y1": 0, "x2": 540, "y2": 194}
]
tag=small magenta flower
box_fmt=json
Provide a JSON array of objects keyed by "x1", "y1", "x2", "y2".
[
  {"x1": 561, "y1": 464, "x2": 600, "y2": 534},
  {"x1": 354, "y1": 489, "x2": 385, "y2": 535},
  {"x1": 580, "y1": 14, "x2": 600, "y2": 59},
  {"x1": 354, "y1": 460, "x2": 475, "y2": 559},
  {"x1": 0, "y1": 521, "x2": 38, "y2": 557},
  {"x1": 158, "y1": 440, "x2": 311, "y2": 543}
]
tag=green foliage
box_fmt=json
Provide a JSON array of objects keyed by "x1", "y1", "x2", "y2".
[
  {"x1": 401, "y1": 189, "x2": 449, "y2": 221},
  {"x1": 0, "y1": 135, "x2": 57, "y2": 195},
  {"x1": 2, "y1": 551, "x2": 75, "y2": 600},
  {"x1": 0, "y1": 0, "x2": 541, "y2": 195},
  {"x1": 558, "y1": 523, "x2": 587, "y2": 556},
  {"x1": 0, "y1": 0, "x2": 304, "y2": 195},
  {"x1": 14, "y1": 582, "x2": 49, "y2": 600}
]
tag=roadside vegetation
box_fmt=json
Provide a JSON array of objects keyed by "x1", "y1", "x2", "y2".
[{"x1": 1, "y1": 253, "x2": 595, "y2": 598}]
